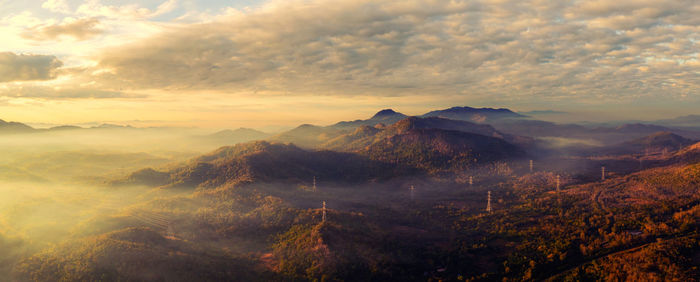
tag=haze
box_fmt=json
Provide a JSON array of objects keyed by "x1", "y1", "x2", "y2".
[{"x1": 1, "y1": 1, "x2": 699, "y2": 281}]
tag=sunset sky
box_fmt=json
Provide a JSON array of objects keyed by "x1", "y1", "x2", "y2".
[{"x1": 1, "y1": 0, "x2": 698, "y2": 129}]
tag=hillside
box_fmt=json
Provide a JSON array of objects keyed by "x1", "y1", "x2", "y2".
[
  {"x1": 331, "y1": 109, "x2": 408, "y2": 129},
  {"x1": 596, "y1": 132, "x2": 696, "y2": 156},
  {"x1": 667, "y1": 141, "x2": 700, "y2": 165},
  {"x1": 363, "y1": 128, "x2": 525, "y2": 172},
  {"x1": 122, "y1": 141, "x2": 410, "y2": 188},
  {"x1": 320, "y1": 125, "x2": 382, "y2": 151},
  {"x1": 322, "y1": 116, "x2": 532, "y2": 151},
  {"x1": 268, "y1": 124, "x2": 347, "y2": 148},
  {"x1": 13, "y1": 227, "x2": 270, "y2": 281},
  {"x1": 123, "y1": 122, "x2": 528, "y2": 188}
]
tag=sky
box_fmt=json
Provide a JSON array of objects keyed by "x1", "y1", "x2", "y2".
[{"x1": 0, "y1": 0, "x2": 698, "y2": 129}]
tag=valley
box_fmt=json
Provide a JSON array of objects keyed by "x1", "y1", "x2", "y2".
[{"x1": 1, "y1": 107, "x2": 699, "y2": 281}]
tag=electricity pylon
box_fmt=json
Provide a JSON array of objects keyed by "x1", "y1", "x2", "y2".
[{"x1": 486, "y1": 191, "x2": 492, "y2": 213}]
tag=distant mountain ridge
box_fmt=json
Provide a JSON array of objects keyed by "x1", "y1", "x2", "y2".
[
  {"x1": 0, "y1": 119, "x2": 34, "y2": 134},
  {"x1": 595, "y1": 132, "x2": 697, "y2": 156},
  {"x1": 198, "y1": 128, "x2": 270, "y2": 147},
  {"x1": 121, "y1": 119, "x2": 529, "y2": 188},
  {"x1": 273, "y1": 108, "x2": 534, "y2": 149},
  {"x1": 332, "y1": 109, "x2": 408, "y2": 129},
  {"x1": 421, "y1": 106, "x2": 526, "y2": 123}
]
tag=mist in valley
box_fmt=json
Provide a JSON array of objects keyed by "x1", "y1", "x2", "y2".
[{"x1": 0, "y1": 107, "x2": 699, "y2": 281}]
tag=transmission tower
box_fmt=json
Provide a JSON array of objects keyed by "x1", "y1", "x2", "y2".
[
  {"x1": 167, "y1": 224, "x2": 175, "y2": 238},
  {"x1": 486, "y1": 191, "x2": 492, "y2": 213},
  {"x1": 601, "y1": 166, "x2": 606, "y2": 181},
  {"x1": 469, "y1": 176, "x2": 473, "y2": 186},
  {"x1": 322, "y1": 201, "x2": 327, "y2": 222},
  {"x1": 529, "y1": 160, "x2": 533, "y2": 173},
  {"x1": 313, "y1": 176, "x2": 317, "y2": 192}
]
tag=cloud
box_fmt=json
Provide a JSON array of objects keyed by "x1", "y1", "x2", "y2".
[
  {"x1": 42, "y1": 0, "x2": 71, "y2": 14},
  {"x1": 76, "y1": 0, "x2": 178, "y2": 20},
  {"x1": 22, "y1": 18, "x2": 103, "y2": 41},
  {"x1": 0, "y1": 84, "x2": 138, "y2": 99},
  {"x1": 87, "y1": 0, "x2": 698, "y2": 105},
  {"x1": 0, "y1": 52, "x2": 63, "y2": 82}
]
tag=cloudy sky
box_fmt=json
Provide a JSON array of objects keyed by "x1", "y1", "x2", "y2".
[{"x1": 0, "y1": 0, "x2": 698, "y2": 129}]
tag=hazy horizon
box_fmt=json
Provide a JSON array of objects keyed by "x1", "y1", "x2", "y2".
[{"x1": 7, "y1": 106, "x2": 700, "y2": 132}]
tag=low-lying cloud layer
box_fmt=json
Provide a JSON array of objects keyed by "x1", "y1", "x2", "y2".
[{"x1": 0, "y1": 52, "x2": 63, "y2": 82}]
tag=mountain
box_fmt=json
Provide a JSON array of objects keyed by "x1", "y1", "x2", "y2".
[
  {"x1": 622, "y1": 132, "x2": 695, "y2": 149},
  {"x1": 493, "y1": 119, "x2": 700, "y2": 145},
  {"x1": 363, "y1": 128, "x2": 525, "y2": 173},
  {"x1": 322, "y1": 116, "x2": 532, "y2": 151},
  {"x1": 331, "y1": 109, "x2": 408, "y2": 129},
  {"x1": 653, "y1": 115, "x2": 700, "y2": 129},
  {"x1": 321, "y1": 125, "x2": 383, "y2": 151},
  {"x1": 199, "y1": 128, "x2": 270, "y2": 146},
  {"x1": 124, "y1": 119, "x2": 528, "y2": 188},
  {"x1": 94, "y1": 123, "x2": 133, "y2": 129},
  {"x1": 519, "y1": 110, "x2": 568, "y2": 116},
  {"x1": 122, "y1": 141, "x2": 409, "y2": 188},
  {"x1": 0, "y1": 119, "x2": 35, "y2": 134},
  {"x1": 600, "y1": 123, "x2": 672, "y2": 134},
  {"x1": 598, "y1": 132, "x2": 696, "y2": 156},
  {"x1": 13, "y1": 227, "x2": 270, "y2": 281},
  {"x1": 269, "y1": 124, "x2": 347, "y2": 148},
  {"x1": 46, "y1": 125, "x2": 83, "y2": 131},
  {"x1": 668, "y1": 141, "x2": 700, "y2": 165},
  {"x1": 421, "y1": 106, "x2": 526, "y2": 123},
  {"x1": 208, "y1": 128, "x2": 268, "y2": 140},
  {"x1": 386, "y1": 117, "x2": 505, "y2": 138}
]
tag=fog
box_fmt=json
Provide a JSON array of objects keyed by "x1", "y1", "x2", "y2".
[
  {"x1": 0, "y1": 128, "x2": 222, "y2": 278},
  {"x1": 0, "y1": 126, "x2": 516, "y2": 280},
  {"x1": 0, "y1": 115, "x2": 697, "y2": 280}
]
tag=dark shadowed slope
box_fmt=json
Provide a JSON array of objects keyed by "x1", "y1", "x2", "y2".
[
  {"x1": 121, "y1": 141, "x2": 411, "y2": 188},
  {"x1": 322, "y1": 116, "x2": 532, "y2": 151},
  {"x1": 362, "y1": 128, "x2": 526, "y2": 173}
]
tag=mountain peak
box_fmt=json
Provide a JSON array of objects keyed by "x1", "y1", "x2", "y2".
[{"x1": 371, "y1": 109, "x2": 401, "y2": 119}]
